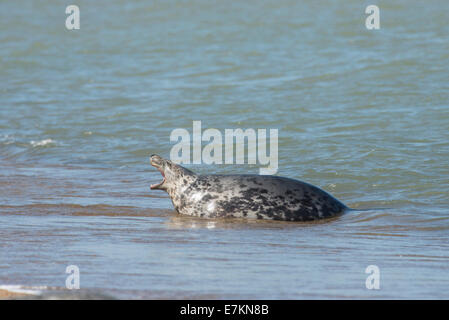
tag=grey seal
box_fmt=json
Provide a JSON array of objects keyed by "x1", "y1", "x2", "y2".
[{"x1": 149, "y1": 154, "x2": 347, "y2": 221}]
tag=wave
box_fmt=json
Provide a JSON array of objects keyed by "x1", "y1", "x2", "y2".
[
  {"x1": 30, "y1": 139, "x2": 56, "y2": 147},
  {"x1": 0, "y1": 285, "x2": 46, "y2": 297}
]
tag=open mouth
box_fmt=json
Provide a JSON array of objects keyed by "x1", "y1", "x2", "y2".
[
  {"x1": 150, "y1": 157, "x2": 166, "y2": 189},
  {"x1": 150, "y1": 167, "x2": 165, "y2": 189}
]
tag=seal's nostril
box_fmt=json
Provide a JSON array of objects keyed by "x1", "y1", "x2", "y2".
[{"x1": 150, "y1": 154, "x2": 163, "y2": 166}]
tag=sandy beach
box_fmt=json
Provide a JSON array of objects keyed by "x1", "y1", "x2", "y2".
[{"x1": 0, "y1": 289, "x2": 29, "y2": 300}]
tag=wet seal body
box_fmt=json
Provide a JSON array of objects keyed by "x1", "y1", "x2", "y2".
[{"x1": 149, "y1": 155, "x2": 347, "y2": 221}]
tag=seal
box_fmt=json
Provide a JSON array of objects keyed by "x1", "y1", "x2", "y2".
[{"x1": 149, "y1": 154, "x2": 347, "y2": 221}]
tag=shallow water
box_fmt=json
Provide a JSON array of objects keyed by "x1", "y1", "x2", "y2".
[{"x1": 1, "y1": 0, "x2": 449, "y2": 299}]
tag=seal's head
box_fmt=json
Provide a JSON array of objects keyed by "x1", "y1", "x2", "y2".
[{"x1": 149, "y1": 154, "x2": 195, "y2": 191}]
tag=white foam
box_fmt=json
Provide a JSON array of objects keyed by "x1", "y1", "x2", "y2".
[
  {"x1": 0, "y1": 284, "x2": 47, "y2": 296},
  {"x1": 30, "y1": 139, "x2": 55, "y2": 147}
]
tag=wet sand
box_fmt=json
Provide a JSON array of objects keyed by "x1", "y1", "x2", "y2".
[
  {"x1": 1, "y1": 161, "x2": 449, "y2": 299},
  {"x1": 0, "y1": 289, "x2": 29, "y2": 300},
  {"x1": 1, "y1": 0, "x2": 449, "y2": 299}
]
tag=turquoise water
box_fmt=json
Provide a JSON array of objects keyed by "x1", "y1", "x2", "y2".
[{"x1": 0, "y1": 0, "x2": 448, "y2": 298}]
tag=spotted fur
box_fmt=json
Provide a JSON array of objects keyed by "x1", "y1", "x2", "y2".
[{"x1": 149, "y1": 154, "x2": 347, "y2": 221}]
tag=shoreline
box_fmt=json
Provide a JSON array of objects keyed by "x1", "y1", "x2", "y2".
[{"x1": 0, "y1": 289, "x2": 30, "y2": 300}]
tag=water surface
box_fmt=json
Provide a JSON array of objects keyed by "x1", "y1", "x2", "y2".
[{"x1": 1, "y1": 0, "x2": 448, "y2": 299}]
